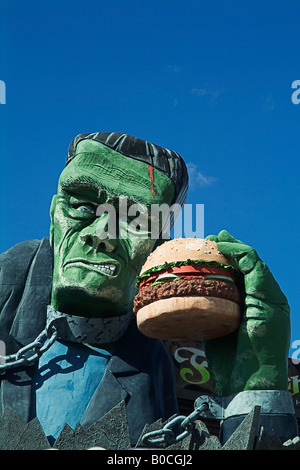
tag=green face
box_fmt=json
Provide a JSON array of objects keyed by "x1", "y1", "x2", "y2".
[{"x1": 50, "y1": 140, "x2": 175, "y2": 317}]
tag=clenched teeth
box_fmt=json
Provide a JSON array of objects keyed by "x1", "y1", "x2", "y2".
[{"x1": 92, "y1": 264, "x2": 117, "y2": 275}]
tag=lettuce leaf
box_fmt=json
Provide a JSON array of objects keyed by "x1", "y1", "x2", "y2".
[{"x1": 136, "y1": 259, "x2": 238, "y2": 287}]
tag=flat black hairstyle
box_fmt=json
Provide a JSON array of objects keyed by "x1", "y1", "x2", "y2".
[{"x1": 66, "y1": 132, "x2": 189, "y2": 207}]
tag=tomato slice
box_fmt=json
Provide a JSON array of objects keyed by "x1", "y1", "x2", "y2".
[{"x1": 138, "y1": 265, "x2": 237, "y2": 290}]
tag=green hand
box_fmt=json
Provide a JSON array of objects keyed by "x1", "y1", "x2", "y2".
[{"x1": 203, "y1": 230, "x2": 291, "y2": 396}]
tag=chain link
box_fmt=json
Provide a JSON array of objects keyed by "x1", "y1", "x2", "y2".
[
  {"x1": 141, "y1": 402, "x2": 209, "y2": 447},
  {"x1": 0, "y1": 327, "x2": 58, "y2": 373}
]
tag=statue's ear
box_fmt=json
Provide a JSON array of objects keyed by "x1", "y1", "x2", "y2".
[{"x1": 49, "y1": 195, "x2": 57, "y2": 247}]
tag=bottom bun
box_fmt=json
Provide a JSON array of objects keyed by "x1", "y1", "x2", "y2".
[{"x1": 136, "y1": 296, "x2": 241, "y2": 341}]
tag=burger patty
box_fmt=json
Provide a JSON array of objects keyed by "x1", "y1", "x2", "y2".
[{"x1": 133, "y1": 278, "x2": 241, "y2": 314}]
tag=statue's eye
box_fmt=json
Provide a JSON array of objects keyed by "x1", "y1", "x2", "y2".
[
  {"x1": 73, "y1": 203, "x2": 96, "y2": 216},
  {"x1": 78, "y1": 205, "x2": 94, "y2": 213}
]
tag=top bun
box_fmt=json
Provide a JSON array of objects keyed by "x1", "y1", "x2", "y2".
[{"x1": 140, "y1": 238, "x2": 238, "y2": 276}]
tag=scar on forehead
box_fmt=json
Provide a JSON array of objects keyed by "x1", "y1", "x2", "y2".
[{"x1": 148, "y1": 165, "x2": 155, "y2": 197}]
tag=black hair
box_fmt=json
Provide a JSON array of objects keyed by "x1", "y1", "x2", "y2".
[{"x1": 66, "y1": 132, "x2": 189, "y2": 207}]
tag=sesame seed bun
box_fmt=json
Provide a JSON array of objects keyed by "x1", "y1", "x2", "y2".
[{"x1": 134, "y1": 238, "x2": 241, "y2": 341}]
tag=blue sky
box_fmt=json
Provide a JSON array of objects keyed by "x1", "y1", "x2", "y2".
[{"x1": 0, "y1": 0, "x2": 299, "y2": 357}]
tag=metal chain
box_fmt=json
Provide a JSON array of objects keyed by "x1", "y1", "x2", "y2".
[
  {"x1": 0, "y1": 319, "x2": 210, "y2": 447},
  {"x1": 0, "y1": 327, "x2": 58, "y2": 373},
  {"x1": 141, "y1": 402, "x2": 209, "y2": 447}
]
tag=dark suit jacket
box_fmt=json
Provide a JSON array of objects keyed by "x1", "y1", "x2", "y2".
[{"x1": 0, "y1": 238, "x2": 178, "y2": 445}]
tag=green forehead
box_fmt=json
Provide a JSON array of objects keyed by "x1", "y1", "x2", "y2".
[{"x1": 58, "y1": 140, "x2": 175, "y2": 205}]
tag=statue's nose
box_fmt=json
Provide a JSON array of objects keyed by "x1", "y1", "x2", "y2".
[{"x1": 79, "y1": 213, "x2": 118, "y2": 253}]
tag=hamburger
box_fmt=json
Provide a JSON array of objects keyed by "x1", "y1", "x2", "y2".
[{"x1": 133, "y1": 238, "x2": 243, "y2": 341}]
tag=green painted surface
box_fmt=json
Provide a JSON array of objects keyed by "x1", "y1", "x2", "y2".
[
  {"x1": 50, "y1": 140, "x2": 174, "y2": 318},
  {"x1": 203, "y1": 230, "x2": 290, "y2": 395}
]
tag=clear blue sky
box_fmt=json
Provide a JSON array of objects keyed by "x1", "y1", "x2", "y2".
[{"x1": 0, "y1": 0, "x2": 299, "y2": 357}]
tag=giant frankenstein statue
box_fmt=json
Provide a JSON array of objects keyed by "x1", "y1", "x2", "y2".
[{"x1": 0, "y1": 132, "x2": 298, "y2": 448}]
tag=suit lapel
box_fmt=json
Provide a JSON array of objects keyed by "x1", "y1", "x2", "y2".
[
  {"x1": 80, "y1": 321, "x2": 160, "y2": 445},
  {"x1": 1, "y1": 367, "x2": 35, "y2": 423},
  {"x1": 2, "y1": 238, "x2": 53, "y2": 423},
  {"x1": 80, "y1": 321, "x2": 142, "y2": 429},
  {"x1": 10, "y1": 237, "x2": 53, "y2": 347}
]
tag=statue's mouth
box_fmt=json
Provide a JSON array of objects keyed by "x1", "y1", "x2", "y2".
[
  {"x1": 90, "y1": 263, "x2": 117, "y2": 276},
  {"x1": 64, "y1": 258, "x2": 120, "y2": 278}
]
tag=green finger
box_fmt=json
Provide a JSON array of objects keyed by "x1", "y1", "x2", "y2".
[
  {"x1": 217, "y1": 230, "x2": 243, "y2": 244},
  {"x1": 205, "y1": 234, "x2": 218, "y2": 242},
  {"x1": 217, "y1": 242, "x2": 259, "y2": 273},
  {"x1": 217, "y1": 241, "x2": 251, "y2": 258},
  {"x1": 245, "y1": 262, "x2": 290, "y2": 306}
]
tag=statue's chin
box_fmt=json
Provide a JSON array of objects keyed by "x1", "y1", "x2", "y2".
[{"x1": 51, "y1": 284, "x2": 129, "y2": 318}]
